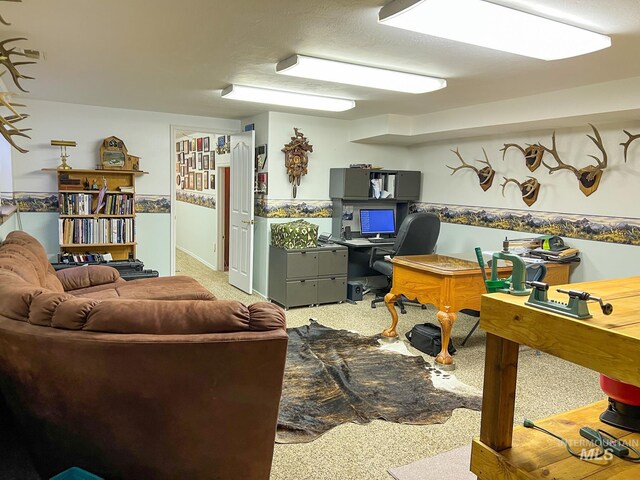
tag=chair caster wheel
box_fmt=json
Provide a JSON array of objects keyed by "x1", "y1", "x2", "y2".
[
  {"x1": 371, "y1": 304, "x2": 377, "y2": 309},
  {"x1": 400, "y1": 309, "x2": 407, "y2": 315},
  {"x1": 421, "y1": 304, "x2": 427, "y2": 310}
]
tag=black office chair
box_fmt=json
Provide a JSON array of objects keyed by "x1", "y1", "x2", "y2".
[
  {"x1": 369, "y1": 212, "x2": 441, "y2": 312},
  {"x1": 459, "y1": 262, "x2": 547, "y2": 346}
]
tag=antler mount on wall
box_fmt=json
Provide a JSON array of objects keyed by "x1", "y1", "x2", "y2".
[
  {"x1": 500, "y1": 176, "x2": 541, "y2": 206},
  {"x1": 539, "y1": 124, "x2": 608, "y2": 197},
  {"x1": 1, "y1": 2, "x2": 35, "y2": 154},
  {"x1": 446, "y1": 147, "x2": 496, "y2": 191}
]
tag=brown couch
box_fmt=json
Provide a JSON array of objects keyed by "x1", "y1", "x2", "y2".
[{"x1": 0, "y1": 230, "x2": 288, "y2": 479}]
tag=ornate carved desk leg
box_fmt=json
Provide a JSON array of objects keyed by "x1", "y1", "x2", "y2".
[
  {"x1": 382, "y1": 292, "x2": 400, "y2": 338},
  {"x1": 435, "y1": 307, "x2": 457, "y2": 366}
]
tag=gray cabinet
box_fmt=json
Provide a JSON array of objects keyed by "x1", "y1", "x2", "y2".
[
  {"x1": 329, "y1": 168, "x2": 421, "y2": 200},
  {"x1": 269, "y1": 245, "x2": 348, "y2": 309}
]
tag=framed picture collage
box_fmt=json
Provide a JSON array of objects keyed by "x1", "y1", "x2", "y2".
[{"x1": 175, "y1": 135, "x2": 217, "y2": 192}]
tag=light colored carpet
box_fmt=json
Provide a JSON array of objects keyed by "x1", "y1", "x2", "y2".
[
  {"x1": 176, "y1": 250, "x2": 606, "y2": 480},
  {"x1": 388, "y1": 444, "x2": 473, "y2": 480}
]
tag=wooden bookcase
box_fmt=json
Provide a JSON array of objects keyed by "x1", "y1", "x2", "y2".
[{"x1": 43, "y1": 168, "x2": 147, "y2": 261}]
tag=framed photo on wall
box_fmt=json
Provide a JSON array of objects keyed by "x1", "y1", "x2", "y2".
[
  {"x1": 257, "y1": 172, "x2": 268, "y2": 194},
  {"x1": 197, "y1": 152, "x2": 203, "y2": 170},
  {"x1": 197, "y1": 137, "x2": 203, "y2": 152},
  {"x1": 210, "y1": 152, "x2": 215, "y2": 170},
  {"x1": 188, "y1": 172, "x2": 195, "y2": 190},
  {"x1": 183, "y1": 140, "x2": 189, "y2": 153},
  {"x1": 204, "y1": 136, "x2": 210, "y2": 152},
  {"x1": 196, "y1": 172, "x2": 203, "y2": 191},
  {"x1": 191, "y1": 138, "x2": 196, "y2": 152},
  {"x1": 210, "y1": 174, "x2": 215, "y2": 190},
  {"x1": 204, "y1": 171, "x2": 209, "y2": 190},
  {"x1": 203, "y1": 154, "x2": 209, "y2": 170}
]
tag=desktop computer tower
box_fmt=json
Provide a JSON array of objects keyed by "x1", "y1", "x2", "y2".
[{"x1": 347, "y1": 281, "x2": 364, "y2": 301}]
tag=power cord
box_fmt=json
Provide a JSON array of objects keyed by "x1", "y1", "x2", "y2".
[
  {"x1": 523, "y1": 419, "x2": 605, "y2": 460},
  {"x1": 524, "y1": 419, "x2": 640, "y2": 463},
  {"x1": 592, "y1": 428, "x2": 640, "y2": 462}
]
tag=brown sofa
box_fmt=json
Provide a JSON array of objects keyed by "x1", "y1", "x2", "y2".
[{"x1": 0, "y1": 230, "x2": 288, "y2": 479}]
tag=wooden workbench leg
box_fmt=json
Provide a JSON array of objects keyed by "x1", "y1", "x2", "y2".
[
  {"x1": 382, "y1": 292, "x2": 400, "y2": 338},
  {"x1": 480, "y1": 333, "x2": 520, "y2": 451},
  {"x1": 435, "y1": 308, "x2": 456, "y2": 366}
]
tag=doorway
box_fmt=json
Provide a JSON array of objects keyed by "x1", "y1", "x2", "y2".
[
  {"x1": 217, "y1": 166, "x2": 231, "y2": 271},
  {"x1": 171, "y1": 127, "x2": 230, "y2": 275}
]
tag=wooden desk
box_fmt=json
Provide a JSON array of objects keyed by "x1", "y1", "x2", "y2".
[
  {"x1": 382, "y1": 254, "x2": 570, "y2": 366},
  {"x1": 471, "y1": 276, "x2": 640, "y2": 480}
]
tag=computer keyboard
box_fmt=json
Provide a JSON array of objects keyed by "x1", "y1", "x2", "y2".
[{"x1": 368, "y1": 237, "x2": 393, "y2": 243}]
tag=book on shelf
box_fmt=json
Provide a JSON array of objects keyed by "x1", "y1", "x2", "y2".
[{"x1": 118, "y1": 186, "x2": 134, "y2": 193}]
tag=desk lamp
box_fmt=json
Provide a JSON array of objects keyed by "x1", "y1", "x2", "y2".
[{"x1": 51, "y1": 140, "x2": 76, "y2": 170}]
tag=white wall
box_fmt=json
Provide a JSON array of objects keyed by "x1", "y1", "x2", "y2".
[
  {"x1": 267, "y1": 112, "x2": 412, "y2": 200},
  {"x1": 12, "y1": 99, "x2": 239, "y2": 275},
  {"x1": 175, "y1": 200, "x2": 217, "y2": 269},
  {"x1": 410, "y1": 121, "x2": 640, "y2": 282}
]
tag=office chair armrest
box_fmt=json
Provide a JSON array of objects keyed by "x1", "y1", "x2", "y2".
[{"x1": 369, "y1": 246, "x2": 395, "y2": 268}]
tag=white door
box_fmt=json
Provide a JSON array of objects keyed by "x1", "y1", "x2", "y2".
[{"x1": 228, "y1": 131, "x2": 255, "y2": 294}]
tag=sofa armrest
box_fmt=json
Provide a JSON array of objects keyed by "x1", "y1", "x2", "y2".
[{"x1": 56, "y1": 265, "x2": 122, "y2": 292}]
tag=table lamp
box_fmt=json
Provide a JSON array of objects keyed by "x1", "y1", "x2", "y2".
[{"x1": 51, "y1": 140, "x2": 77, "y2": 170}]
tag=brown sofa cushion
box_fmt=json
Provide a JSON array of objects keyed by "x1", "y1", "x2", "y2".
[
  {"x1": 0, "y1": 252, "x2": 42, "y2": 286},
  {"x1": 114, "y1": 276, "x2": 217, "y2": 301},
  {"x1": 0, "y1": 245, "x2": 46, "y2": 285},
  {"x1": 1, "y1": 231, "x2": 65, "y2": 292},
  {"x1": 56, "y1": 265, "x2": 122, "y2": 292}
]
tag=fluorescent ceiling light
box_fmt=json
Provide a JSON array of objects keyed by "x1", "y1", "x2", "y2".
[
  {"x1": 378, "y1": 0, "x2": 611, "y2": 61},
  {"x1": 276, "y1": 54, "x2": 446, "y2": 94},
  {"x1": 220, "y1": 85, "x2": 355, "y2": 112}
]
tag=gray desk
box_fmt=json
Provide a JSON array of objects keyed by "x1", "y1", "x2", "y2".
[{"x1": 333, "y1": 238, "x2": 395, "y2": 279}]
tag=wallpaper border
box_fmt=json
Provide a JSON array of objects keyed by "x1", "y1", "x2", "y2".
[
  {"x1": 13, "y1": 192, "x2": 171, "y2": 214},
  {"x1": 176, "y1": 191, "x2": 216, "y2": 209},
  {"x1": 255, "y1": 199, "x2": 332, "y2": 218},
  {"x1": 411, "y1": 202, "x2": 640, "y2": 246}
]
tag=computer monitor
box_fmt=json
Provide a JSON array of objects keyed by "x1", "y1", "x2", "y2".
[{"x1": 359, "y1": 209, "x2": 395, "y2": 238}]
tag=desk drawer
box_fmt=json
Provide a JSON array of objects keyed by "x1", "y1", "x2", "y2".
[
  {"x1": 285, "y1": 251, "x2": 318, "y2": 278},
  {"x1": 286, "y1": 279, "x2": 318, "y2": 307},
  {"x1": 318, "y1": 249, "x2": 348, "y2": 276},
  {"x1": 317, "y1": 276, "x2": 346, "y2": 304}
]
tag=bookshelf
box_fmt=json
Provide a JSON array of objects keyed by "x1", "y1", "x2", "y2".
[{"x1": 43, "y1": 168, "x2": 148, "y2": 261}]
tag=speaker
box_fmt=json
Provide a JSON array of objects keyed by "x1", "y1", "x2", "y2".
[
  {"x1": 347, "y1": 281, "x2": 363, "y2": 301},
  {"x1": 343, "y1": 226, "x2": 352, "y2": 240}
]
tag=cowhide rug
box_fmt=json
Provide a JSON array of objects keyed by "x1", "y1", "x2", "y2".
[{"x1": 276, "y1": 320, "x2": 482, "y2": 443}]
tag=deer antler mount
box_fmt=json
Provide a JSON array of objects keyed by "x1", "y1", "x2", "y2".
[
  {"x1": 500, "y1": 176, "x2": 540, "y2": 207},
  {"x1": 446, "y1": 148, "x2": 495, "y2": 191},
  {"x1": 620, "y1": 130, "x2": 640, "y2": 163},
  {"x1": 540, "y1": 124, "x2": 608, "y2": 197},
  {"x1": 501, "y1": 143, "x2": 544, "y2": 172},
  {"x1": 0, "y1": 92, "x2": 29, "y2": 153},
  {"x1": 0, "y1": 0, "x2": 22, "y2": 26}
]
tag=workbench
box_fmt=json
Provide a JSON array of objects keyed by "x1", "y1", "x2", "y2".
[{"x1": 471, "y1": 276, "x2": 640, "y2": 479}]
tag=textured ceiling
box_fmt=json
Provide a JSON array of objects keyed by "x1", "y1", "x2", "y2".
[{"x1": 4, "y1": 0, "x2": 640, "y2": 120}]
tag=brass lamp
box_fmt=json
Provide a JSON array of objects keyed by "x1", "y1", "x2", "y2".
[{"x1": 51, "y1": 140, "x2": 76, "y2": 170}]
